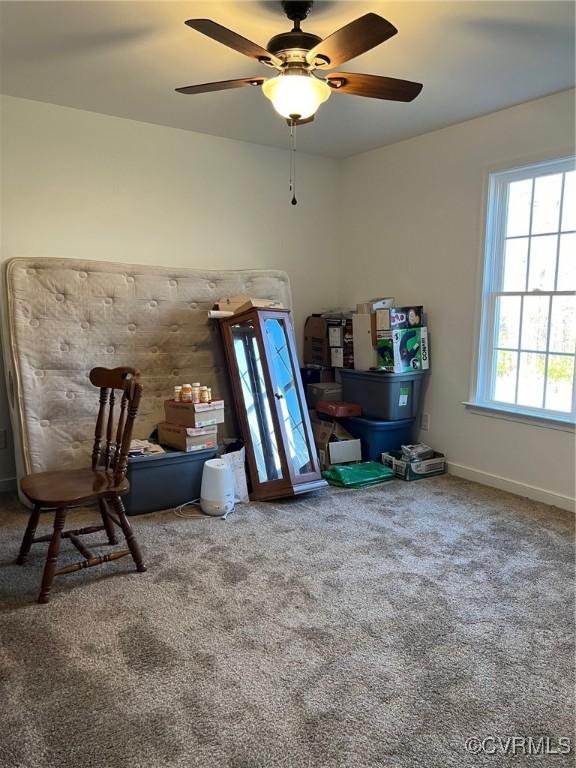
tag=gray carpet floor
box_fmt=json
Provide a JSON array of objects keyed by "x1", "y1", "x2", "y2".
[{"x1": 0, "y1": 475, "x2": 573, "y2": 768}]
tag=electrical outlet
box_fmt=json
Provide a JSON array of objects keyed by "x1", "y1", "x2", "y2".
[
  {"x1": 420, "y1": 413, "x2": 430, "y2": 432},
  {"x1": 0, "y1": 430, "x2": 7, "y2": 450}
]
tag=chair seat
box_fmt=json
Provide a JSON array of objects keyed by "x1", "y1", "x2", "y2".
[{"x1": 21, "y1": 468, "x2": 129, "y2": 507}]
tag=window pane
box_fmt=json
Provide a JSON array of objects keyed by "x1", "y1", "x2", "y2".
[
  {"x1": 521, "y1": 295, "x2": 549, "y2": 351},
  {"x1": 517, "y1": 352, "x2": 546, "y2": 407},
  {"x1": 545, "y1": 355, "x2": 575, "y2": 412},
  {"x1": 531, "y1": 173, "x2": 562, "y2": 234},
  {"x1": 496, "y1": 296, "x2": 521, "y2": 348},
  {"x1": 549, "y1": 295, "x2": 576, "y2": 354},
  {"x1": 557, "y1": 233, "x2": 576, "y2": 290},
  {"x1": 561, "y1": 170, "x2": 576, "y2": 232},
  {"x1": 527, "y1": 235, "x2": 557, "y2": 291},
  {"x1": 493, "y1": 350, "x2": 518, "y2": 403},
  {"x1": 503, "y1": 238, "x2": 528, "y2": 291},
  {"x1": 506, "y1": 179, "x2": 532, "y2": 237}
]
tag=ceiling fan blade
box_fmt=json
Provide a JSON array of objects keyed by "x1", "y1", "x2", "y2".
[
  {"x1": 306, "y1": 14, "x2": 397, "y2": 68},
  {"x1": 286, "y1": 115, "x2": 315, "y2": 127},
  {"x1": 185, "y1": 19, "x2": 282, "y2": 67},
  {"x1": 176, "y1": 77, "x2": 266, "y2": 95},
  {"x1": 325, "y1": 72, "x2": 423, "y2": 102}
]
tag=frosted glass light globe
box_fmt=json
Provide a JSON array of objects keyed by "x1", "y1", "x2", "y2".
[{"x1": 262, "y1": 73, "x2": 331, "y2": 120}]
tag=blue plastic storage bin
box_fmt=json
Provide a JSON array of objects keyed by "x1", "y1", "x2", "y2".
[
  {"x1": 123, "y1": 447, "x2": 217, "y2": 515},
  {"x1": 341, "y1": 416, "x2": 415, "y2": 461}
]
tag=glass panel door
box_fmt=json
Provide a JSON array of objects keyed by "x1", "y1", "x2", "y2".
[
  {"x1": 230, "y1": 320, "x2": 283, "y2": 484},
  {"x1": 263, "y1": 317, "x2": 314, "y2": 478}
]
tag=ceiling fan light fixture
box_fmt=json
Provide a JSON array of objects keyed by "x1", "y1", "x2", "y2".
[{"x1": 262, "y1": 71, "x2": 330, "y2": 120}]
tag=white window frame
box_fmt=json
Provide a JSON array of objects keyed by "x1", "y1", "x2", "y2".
[{"x1": 473, "y1": 155, "x2": 576, "y2": 427}]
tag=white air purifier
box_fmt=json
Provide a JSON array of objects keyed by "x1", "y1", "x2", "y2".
[{"x1": 200, "y1": 459, "x2": 235, "y2": 517}]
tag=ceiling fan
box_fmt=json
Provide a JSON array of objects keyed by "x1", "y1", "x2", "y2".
[{"x1": 175, "y1": 1, "x2": 423, "y2": 125}]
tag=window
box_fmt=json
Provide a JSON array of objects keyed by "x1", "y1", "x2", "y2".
[{"x1": 475, "y1": 157, "x2": 576, "y2": 424}]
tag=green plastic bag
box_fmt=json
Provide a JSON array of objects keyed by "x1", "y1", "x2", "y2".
[{"x1": 322, "y1": 461, "x2": 395, "y2": 488}]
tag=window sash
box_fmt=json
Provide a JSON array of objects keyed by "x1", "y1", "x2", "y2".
[{"x1": 476, "y1": 156, "x2": 576, "y2": 422}]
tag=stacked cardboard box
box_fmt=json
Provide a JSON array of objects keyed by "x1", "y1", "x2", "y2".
[
  {"x1": 157, "y1": 399, "x2": 225, "y2": 452},
  {"x1": 303, "y1": 314, "x2": 354, "y2": 370},
  {"x1": 352, "y1": 299, "x2": 430, "y2": 373}
]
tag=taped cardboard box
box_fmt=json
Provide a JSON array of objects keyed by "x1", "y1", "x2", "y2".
[
  {"x1": 164, "y1": 399, "x2": 225, "y2": 428},
  {"x1": 356, "y1": 297, "x2": 395, "y2": 313},
  {"x1": 382, "y1": 450, "x2": 446, "y2": 480},
  {"x1": 312, "y1": 419, "x2": 361, "y2": 469},
  {"x1": 158, "y1": 422, "x2": 218, "y2": 453},
  {"x1": 304, "y1": 316, "x2": 331, "y2": 366},
  {"x1": 216, "y1": 295, "x2": 284, "y2": 314},
  {"x1": 376, "y1": 306, "x2": 424, "y2": 332},
  {"x1": 376, "y1": 328, "x2": 430, "y2": 373}
]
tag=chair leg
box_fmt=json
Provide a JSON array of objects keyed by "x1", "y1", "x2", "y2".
[
  {"x1": 17, "y1": 504, "x2": 42, "y2": 564},
  {"x1": 38, "y1": 507, "x2": 67, "y2": 604},
  {"x1": 111, "y1": 496, "x2": 146, "y2": 573},
  {"x1": 99, "y1": 499, "x2": 118, "y2": 545}
]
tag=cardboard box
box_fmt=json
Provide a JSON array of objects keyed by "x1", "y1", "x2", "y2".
[
  {"x1": 304, "y1": 316, "x2": 331, "y2": 366},
  {"x1": 382, "y1": 450, "x2": 446, "y2": 480},
  {"x1": 374, "y1": 306, "x2": 425, "y2": 333},
  {"x1": 331, "y1": 347, "x2": 344, "y2": 368},
  {"x1": 352, "y1": 314, "x2": 378, "y2": 370},
  {"x1": 316, "y1": 400, "x2": 362, "y2": 418},
  {"x1": 300, "y1": 366, "x2": 334, "y2": 387},
  {"x1": 157, "y1": 422, "x2": 218, "y2": 453},
  {"x1": 356, "y1": 297, "x2": 395, "y2": 314},
  {"x1": 376, "y1": 327, "x2": 430, "y2": 373},
  {"x1": 164, "y1": 399, "x2": 225, "y2": 428},
  {"x1": 216, "y1": 294, "x2": 283, "y2": 313},
  {"x1": 307, "y1": 382, "x2": 342, "y2": 407},
  {"x1": 312, "y1": 419, "x2": 361, "y2": 469},
  {"x1": 328, "y1": 326, "x2": 344, "y2": 347}
]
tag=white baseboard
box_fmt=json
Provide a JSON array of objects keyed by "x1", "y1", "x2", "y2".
[
  {"x1": 447, "y1": 462, "x2": 575, "y2": 512},
  {"x1": 0, "y1": 476, "x2": 17, "y2": 494}
]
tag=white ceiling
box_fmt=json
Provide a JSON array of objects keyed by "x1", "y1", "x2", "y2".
[{"x1": 1, "y1": 1, "x2": 574, "y2": 158}]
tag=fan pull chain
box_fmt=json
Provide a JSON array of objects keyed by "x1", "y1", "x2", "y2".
[{"x1": 289, "y1": 121, "x2": 297, "y2": 205}]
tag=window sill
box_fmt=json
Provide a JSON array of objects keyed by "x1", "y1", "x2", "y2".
[{"x1": 463, "y1": 401, "x2": 575, "y2": 433}]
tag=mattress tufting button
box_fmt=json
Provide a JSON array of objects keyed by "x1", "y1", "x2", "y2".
[
  {"x1": 40, "y1": 420, "x2": 50, "y2": 427},
  {"x1": 26, "y1": 268, "x2": 36, "y2": 276},
  {"x1": 150, "y1": 346, "x2": 158, "y2": 354},
  {"x1": 169, "y1": 279, "x2": 178, "y2": 287},
  {"x1": 72, "y1": 442, "x2": 81, "y2": 449},
  {"x1": 66, "y1": 392, "x2": 75, "y2": 400},
  {"x1": 78, "y1": 271, "x2": 87, "y2": 279},
  {"x1": 60, "y1": 343, "x2": 69, "y2": 352},
  {"x1": 30, "y1": 319, "x2": 39, "y2": 328},
  {"x1": 35, "y1": 370, "x2": 44, "y2": 378},
  {"x1": 170, "y1": 325, "x2": 179, "y2": 333},
  {"x1": 104, "y1": 297, "x2": 113, "y2": 305},
  {"x1": 149, "y1": 300, "x2": 158, "y2": 308},
  {"x1": 55, "y1": 294, "x2": 64, "y2": 302},
  {"x1": 172, "y1": 369, "x2": 179, "y2": 377},
  {"x1": 126, "y1": 275, "x2": 135, "y2": 283},
  {"x1": 127, "y1": 323, "x2": 136, "y2": 332},
  {"x1": 208, "y1": 281, "x2": 216, "y2": 289},
  {"x1": 106, "y1": 346, "x2": 115, "y2": 354},
  {"x1": 81, "y1": 321, "x2": 90, "y2": 330},
  {"x1": 189, "y1": 345, "x2": 197, "y2": 353},
  {"x1": 189, "y1": 302, "x2": 198, "y2": 310}
]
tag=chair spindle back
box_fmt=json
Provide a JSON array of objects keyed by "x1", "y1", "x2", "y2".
[{"x1": 89, "y1": 367, "x2": 143, "y2": 480}]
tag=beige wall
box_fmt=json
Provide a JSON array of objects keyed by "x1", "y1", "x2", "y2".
[
  {"x1": 0, "y1": 95, "x2": 340, "y2": 484},
  {"x1": 339, "y1": 89, "x2": 575, "y2": 509}
]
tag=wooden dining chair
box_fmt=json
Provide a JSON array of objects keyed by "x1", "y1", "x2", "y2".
[{"x1": 17, "y1": 366, "x2": 147, "y2": 603}]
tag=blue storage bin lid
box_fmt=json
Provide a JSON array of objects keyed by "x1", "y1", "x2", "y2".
[{"x1": 343, "y1": 416, "x2": 415, "y2": 431}]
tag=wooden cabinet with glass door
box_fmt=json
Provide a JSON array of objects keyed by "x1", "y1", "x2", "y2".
[{"x1": 219, "y1": 308, "x2": 327, "y2": 501}]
